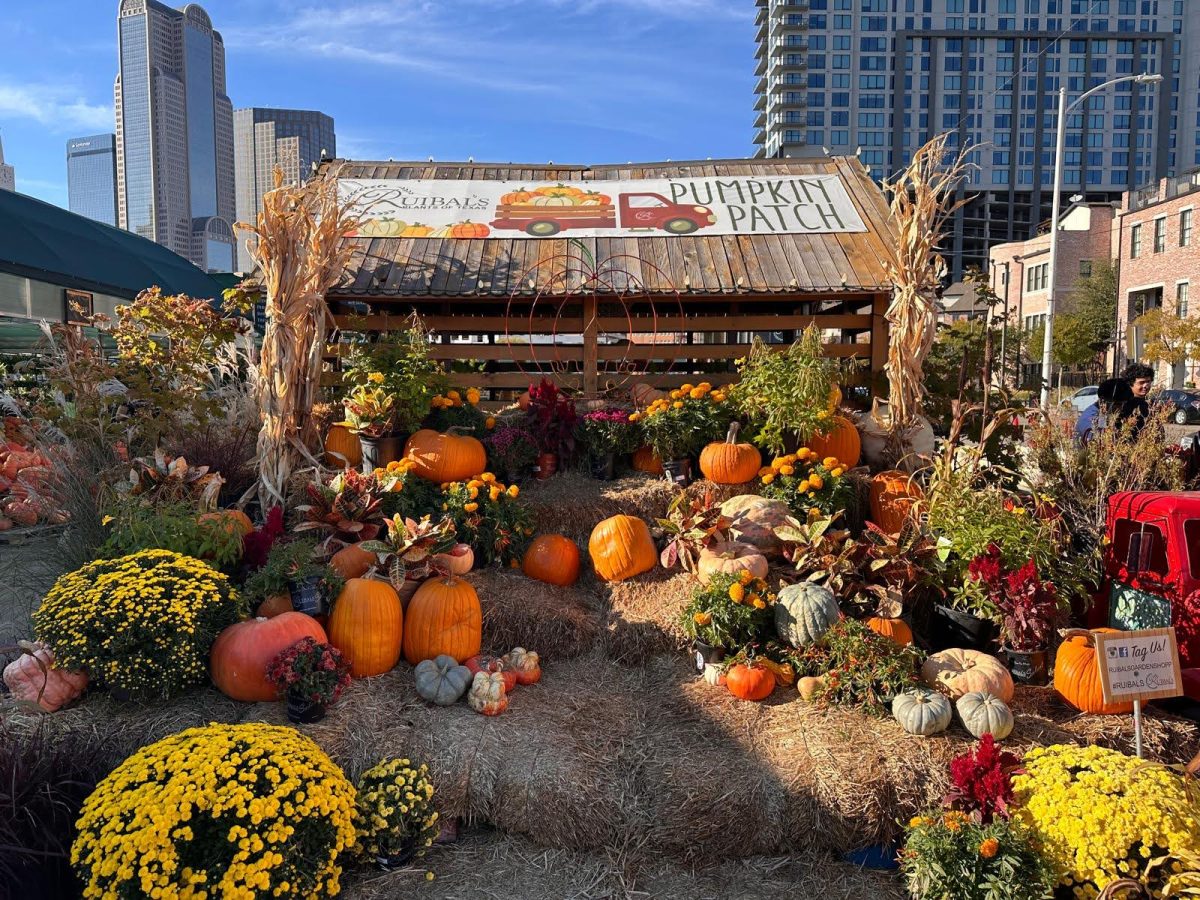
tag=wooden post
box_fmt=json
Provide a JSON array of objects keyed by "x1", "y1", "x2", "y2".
[
  {"x1": 870, "y1": 292, "x2": 889, "y2": 396},
  {"x1": 583, "y1": 293, "x2": 599, "y2": 395}
]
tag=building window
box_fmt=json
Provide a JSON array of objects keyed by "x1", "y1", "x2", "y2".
[
  {"x1": 1025, "y1": 262, "x2": 1049, "y2": 292},
  {"x1": 1179, "y1": 282, "x2": 1190, "y2": 318},
  {"x1": 1154, "y1": 217, "x2": 1167, "y2": 253},
  {"x1": 1181, "y1": 208, "x2": 1193, "y2": 247},
  {"x1": 1080, "y1": 259, "x2": 1093, "y2": 277},
  {"x1": 1131, "y1": 223, "x2": 1142, "y2": 258}
]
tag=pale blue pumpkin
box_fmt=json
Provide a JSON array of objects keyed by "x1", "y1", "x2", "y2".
[
  {"x1": 892, "y1": 689, "x2": 953, "y2": 736},
  {"x1": 774, "y1": 581, "x2": 840, "y2": 648},
  {"x1": 414, "y1": 654, "x2": 472, "y2": 706},
  {"x1": 956, "y1": 691, "x2": 1015, "y2": 740}
]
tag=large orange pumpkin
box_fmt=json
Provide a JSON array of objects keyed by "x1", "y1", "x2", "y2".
[
  {"x1": 324, "y1": 422, "x2": 362, "y2": 469},
  {"x1": 699, "y1": 423, "x2": 762, "y2": 485},
  {"x1": 726, "y1": 662, "x2": 776, "y2": 701},
  {"x1": 807, "y1": 415, "x2": 861, "y2": 468},
  {"x1": 631, "y1": 446, "x2": 665, "y2": 475},
  {"x1": 588, "y1": 515, "x2": 657, "y2": 582},
  {"x1": 199, "y1": 509, "x2": 254, "y2": 538},
  {"x1": 870, "y1": 470, "x2": 924, "y2": 534},
  {"x1": 331, "y1": 543, "x2": 376, "y2": 579},
  {"x1": 866, "y1": 616, "x2": 913, "y2": 647},
  {"x1": 403, "y1": 575, "x2": 482, "y2": 664},
  {"x1": 404, "y1": 429, "x2": 487, "y2": 483},
  {"x1": 522, "y1": 534, "x2": 581, "y2": 586},
  {"x1": 328, "y1": 578, "x2": 403, "y2": 677},
  {"x1": 1054, "y1": 628, "x2": 1135, "y2": 715},
  {"x1": 210, "y1": 613, "x2": 327, "y2": 702}
]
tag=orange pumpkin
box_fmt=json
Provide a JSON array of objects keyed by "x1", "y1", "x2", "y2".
[
  {"x1": 257, "y1": 593, "x2": 294, "y2": 618},
  {"x1": 210, "y1": 613, "x2": 327, "y2": 702},
  {"x1": 404, "y1": 429, "x2": 487, "y2": 483},
  {"x1": 325, "y1": 422, "x2": 363, "y2": 469},
  {"x1": 866, "y1": 616, "x2": 913, "y2": 647},
  {"x1": 726, "y1": 662, "x2": 777, "y2": 701},
  {"x1": 807, "y1": 415, "x2": 861, "y2": 468},
  {"x1": 331, "y1": 543, "x2": 376, "y2": 579},
  {"x1": 631, "y1": 446, "x2": 665, "y2": 475},
  {"x1": 450, "y1": 221, "x2": 489, "y2": 238},
  {"x1": 522, "y1": 534, "x2": 581, "y2": 586},
  {"x1": 328, "y1": 578, "x2": 403, "y2": 677},
  {"x1": 403, "y1": 575, "x2": 482, "y2": 664},
  {"x1": 518, "y1": 391, "x2": 532, "y2": 411},
  {"x1": 199, "y1": 509, "x2": 254, "y2": 538},
  {"x1": 630, "y1": 382, "x2": 665, "y2": 407},
  {"x1": 400, "y1": 223, "x2": 433, "y2": 237},
  {"x1": 588, "y1": 515, "x2": 657, "y2": 582},
  {"x1": 500, "y1": 188, "x2": 535, "y2": 205},
  {"x1": 1054, "y1": 628, "x2": 1135, "y2": 715},
  {"x1": 870, "y1": 470, "x2": 924, "y2": 534},
  {"x1": 699, "y1": 423, "x2": 762, "y2": 485}
]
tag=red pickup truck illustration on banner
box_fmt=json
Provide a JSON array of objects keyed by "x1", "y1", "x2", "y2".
[{"x1": 490, "y1": 184, "x2": 718, "y2": 236}]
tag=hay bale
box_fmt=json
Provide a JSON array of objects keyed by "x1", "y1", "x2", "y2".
[
  {"x1": 601, "y1": 567, "x2": 694, "y2": 664},
  {"x1": 468, "y1": 568, "x2": 602, "y2": 661}
]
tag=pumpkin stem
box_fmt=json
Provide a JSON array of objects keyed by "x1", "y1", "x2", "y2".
[
  {"x1": 1059, "y1": 627, "x2": 1097, "y2": 646},
  {"x1": 726, "y1": 422, "x2": 740, "y2": 444}
]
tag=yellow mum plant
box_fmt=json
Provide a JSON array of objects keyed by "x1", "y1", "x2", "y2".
[
  {"x1": 33, "y1": 549, "x2": 244, "y2": 700},
  {"x1": 1013, "y1": 744, "x2": 1200, "y2": 898},
  {"x1": 355, "y1": 758, "x2": 439, "y2": 868},
  {"x1": 71, "y1": 723, "x2": 358, "y2": 899}
]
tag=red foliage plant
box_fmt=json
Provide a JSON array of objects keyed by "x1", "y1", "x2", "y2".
[
  {"x1": 523, "y1": 379, "x2": 578, "y2": 458},
  {"x1": 242, "y1": 506, "x2": 284, "y2": 570},
  {"x1": 942, "y1": 734, "x2": 1022, "y2": 824},
  {"x1": 968, "y1": 543, "x2": 1059, "y2": 651}
]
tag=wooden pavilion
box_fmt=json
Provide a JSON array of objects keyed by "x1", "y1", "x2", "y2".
[{"x1": 321, "y1": 157, "x2": 897, "y2": 403}]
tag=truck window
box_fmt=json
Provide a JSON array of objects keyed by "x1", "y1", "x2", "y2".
[
  {"x1": 1111, "y1": 518, "x2": 1169, "y2": 576},
  {"x1": 1185, "y1": 520, "x2": 1200, "y2": 580},
  {"x1": 626, "y1": 195, "x2": 668, "y2": 208}
]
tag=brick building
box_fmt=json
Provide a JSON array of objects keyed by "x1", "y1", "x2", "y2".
[{"x1": 1116, "y1": 168, "x2": 1200, "y2": 386}]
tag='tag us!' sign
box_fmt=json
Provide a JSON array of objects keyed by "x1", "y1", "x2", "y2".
[{"x1": 1094, "y1": 627, "x2": 1184, "y2": 705}]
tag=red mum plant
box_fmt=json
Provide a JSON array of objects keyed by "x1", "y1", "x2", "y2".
[
  {"x1": 943, "y1": 734, "x2": 1022, "y2": 824},
  {"x1": 265, "y1": 637, "x2": 352, "y2": 707}
]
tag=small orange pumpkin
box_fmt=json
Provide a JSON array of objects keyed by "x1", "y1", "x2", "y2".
[
  {"x1": 400, "y1": 223, "x2": 433, "y2": 237},
  {"x1": 199, "y1": 509, "x2": 254, "y2": 538},
  {"x1": 522, "y1": 534, "x2": 581, "y2": 586},
  {"x1": 631, "y1": 446, "x2": 665, "y2": 475},
  {"x1": 726, "y1": 662, "x2": 776, "y2": 701},
  {"x1": 699, "y1": 422, "x2": 762, "y2": 485},
  {"x1": 256, "y1": 593, "x2": 294, "y2": 618},
  {"x1": 210, "y1": 613, "x2": 328, "y2": 702},
  {"x1": 870, "y1": 470, "x2": 923, "y2": 534},
  {"x1": 404, "y1": 429, "x2": 488, "y2": 483},
  {"x1": 325, "y1": 422, "x2": 363, "y2": 469},
  {"x1": 807, "y1": 415, "x2": 861, "y2": 469},
  {"x1": 403, "y1": 575, "x2": 483, "y2": 664},
  {"x1": 866, "y1": 616, "x2": 913, "y2": 647},
  {"x1": 450, "y1": 220, "x2": 489, "y2": 238},
  {"x1": 1054, "y1": 628, "x2": 1135, "y2": 715},
  {"x1": 588, "y1": 515, "x2": 657, "y2": 582},
  {"x1": 500, "y1": 188, "x2": 535, "y2": 205},
  {"x1": 328, "y1": 578, "x2": 404, "y2": 677},
  {"x1": 331, "y1": 543, "x2": 376, "y2": 579}
]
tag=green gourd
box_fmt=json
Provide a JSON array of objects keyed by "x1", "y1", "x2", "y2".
[
  {"x1": 892, "y1": 689, "x2": 953, "y2": 736},
  {"x1": 774, "y1": 582, "x2": 840, "y2": 648},
  {"x1": 413, "y1": 654, "x2": 472, "y2": 706},
  {"x1": 956, "y1": 691, "x2": 1015, "y2": 740}
]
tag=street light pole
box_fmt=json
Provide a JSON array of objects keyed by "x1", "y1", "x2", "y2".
[{"x1": 1038, "y1": 71, "x2": 1163, "y2": 409}]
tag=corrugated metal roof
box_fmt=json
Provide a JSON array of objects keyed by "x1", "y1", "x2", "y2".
[
  {"x1": 0, "y1": 188, "x2": 225, "y2": 301},
  {"x1": 325, "y1": 157, "x2": 896, "y2": 298}
]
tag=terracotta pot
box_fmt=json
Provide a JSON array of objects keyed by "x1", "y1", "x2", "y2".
[{"x1": 535, "y1": 452, "x2": 558, "y2": 480}]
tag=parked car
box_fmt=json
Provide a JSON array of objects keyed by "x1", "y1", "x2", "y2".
[
  {"x1": 1065, "y1": 385, "x2": 1099, "y2": 413},
  {"x1": 1157, "y1": 388, "x2": 1200, "y2": 425}
]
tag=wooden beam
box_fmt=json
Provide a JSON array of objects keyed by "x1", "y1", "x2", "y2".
[
  {"x1": 425, "y1": 343, "x2": 584, "y2": 362},
  {"x1": 595, "y1": 342, "x2": 871, "y2": 361},
  {"x1": 593, "y1": 314, "x2": 873, "y2": 332},
  {"x1": 870, "y1": 293, "x2": 889, "y2": 396}
]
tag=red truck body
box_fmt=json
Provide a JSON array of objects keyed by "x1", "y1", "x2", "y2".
[{"x1": 491, "y1": 192, "x2": 717, "y2": 237}]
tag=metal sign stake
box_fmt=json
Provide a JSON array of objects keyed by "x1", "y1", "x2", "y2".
[{"x1": 1133, "y1": 698, "x2": 1143, "y2": 759}]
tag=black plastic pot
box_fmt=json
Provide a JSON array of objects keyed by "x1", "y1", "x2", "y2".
[
  {"x1": 931, "y1": 604, "x2": 996, "y2": 651},
  {"x1": 663, "y1": 458, "x2": 693, "y2": 487},
  {"x1": 289, "y1": 575, "x2": 325, "y2": 616},
  {"x1": 692, "y1": 640, "x2": 726, "y2": 674},
  {"x1": 359, "y1": 435, "x2": 401, "y2": 474},
  {"x1": 286, "y1": 690, "x2": 325, "y2": 724},
  {"x1": 376, "y1": 836, "x2": 420, "y2": 871},
  {"x1": 1004, "y1": 648, "x2": 1051, "y2": 686},
  {"x1": 590, "y1": 452, "x2": 616, "y2": 481}
]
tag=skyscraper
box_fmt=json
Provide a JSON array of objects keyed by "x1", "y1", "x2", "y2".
[
  {"x1": 753, "y1": 0, "x2": 1200, "y2": 281},
  {"x1": 0, "y1": 134, "x2": 15, "y2": 193},
  {"x1": 232, "y1": 108, "x2": 335, "y2": 271},
  {"x1": 115, "y1": 0, "x2": 236, "y2": 273},
  {"x1": 67, "y1": 134, "x2": 119, "y2": 226}
]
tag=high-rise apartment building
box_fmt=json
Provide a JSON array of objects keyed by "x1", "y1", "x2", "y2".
[
  {"x1": 0, "y1": 134, "x2": 15, "y2": 193},
  {"x1": 753, "y1": 0, "x2": 1200, "y2": 281},
  {"x1": 232, "y1": 108, "x2": 335, "y2": 271},
  {"x1": 115, "y1": 0, "x2": 236, "y2": 273},
  {"x1": 67, "y1": 134, "x2": 120, "y2": 226}
]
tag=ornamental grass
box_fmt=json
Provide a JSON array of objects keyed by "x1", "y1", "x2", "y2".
[
  {"x1": 71, "y1": 723, "x2": 358, "y2": 900},
  {"x1": 1013, "y1": 744, "x2": 1200, "y2": 898},
  {"x1": 33, "y1": 549, "x2": 244, "y2": 700}
]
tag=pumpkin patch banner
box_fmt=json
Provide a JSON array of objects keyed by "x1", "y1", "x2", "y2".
[{"x1": 340, "y1": 175, "x2": 867, "y2": 240}]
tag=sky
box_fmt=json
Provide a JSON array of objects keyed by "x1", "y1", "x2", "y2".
[{"x1": 0, "y1": 0, "x2": 756, "y2": 210}]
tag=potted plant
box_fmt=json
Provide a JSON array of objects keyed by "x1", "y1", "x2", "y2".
[
  {"x1": 971, "y1": 546, "x2": 1059, "y2": 685},
  {"x1": 484, "y1": 425, "x2": 538, "y2": 484},
  {"x1": 344, "y1": 383, "x2": 398, "y2": 473},
  {"x1": 266, "y1": 637, "x2": 352, "y2": 724},
  {"x1": 655, "y1": 489, "x2": 731, "y2": 573},
  {"x1": 634, "y1": 382, "x2": 726, "y2": 486},
  {"x1": 576, "y1": 408, "x2": 638, "y2": 480},
  {"x1": 294, "y1": 468, "x2": 386, "y2": 551},
  {"x1": 359, "y1": 513, "x2": 458, "y2": 609},
  {"x1": 354, "y1": 758, "x2": 440, "y2": 871},
  {"x1": 523, "y1": 379, "x2": 577, "y2": 479},
  {"x1": 243, "y1": 537, "x2": 345, "y2": 617},
  {"x1": 679, "y1": 571, "x2": 775, "y2": 674}
]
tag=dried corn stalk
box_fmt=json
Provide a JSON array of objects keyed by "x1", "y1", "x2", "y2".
[
  {"x1": 237, "y1": 165, "x2": 359, "y2": 508},
  {"x1": 879, "y1": 134, "x2": 972, "y2": 462}
]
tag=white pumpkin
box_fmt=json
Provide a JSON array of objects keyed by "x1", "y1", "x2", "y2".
[
  {"x1": 696, "y1": 541, "x2": 769, "y2": 586},
  {"x1": 855, "y1": 405, "x2": 935, "y2": 474},
  {"x1": 922, "y1": 648, "x2": 1015, "y2": 703},
  {"x1": 719, "y1": 495, "x2": 793, "y2": 558},
  {"x1": 893, "y1": 689, "x2": 953, "y2": 736},
  {"x1": 774, "y1": 582, "x2": 840, "y2": 648},
  {"x1": 702, "y1": 663, "x2": 727, "y2": 686},
  {"x1": 956, "y1": 691, "x2": 1015, "y2": 740}
]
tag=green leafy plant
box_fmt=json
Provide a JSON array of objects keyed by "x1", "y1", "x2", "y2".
[
  {"x1": 375, "y1": 459, "x2": 444, "y2": 521},
  {"x1": 426, "y1": 387, "x2": 490, "y2": 437},
  {"x1": 634, "y1": 383, "x2": 727, "y2": 461},
  {"x1": 576, "y1": 409, "x2": 639, "y2": 457},
  {"x1": 679, "y1": 570, "x2": 776, "y2": 649},
  {"x1": 354, "y1": 758, "x2": 440, "y2": 865},
  {"x1": 359, "y1": 513, "x2": 457, "y2": 589},
  {"x1": 98, "y1": 497, "x2": 244, "y2": 571},
  {"x1": 342, "y1": 315, "x2": 447, "y2": 434},
  {"x1": 343, "y1": 384, "x2": 396, "y2": 437},
  {"x1": 442, "y1": 474, "x2": 532, "y2": 565},
  {"x1": 266, "y1": 637, "x2": 352, "y2": 707},
  {"x1": 789, "y1": 618, "x2": 924, "y2": 715},
  {"x1": 656, "y1": 489, "x2": 731, "y2": 572},
  {"x1": 241, "y1": 538, "x2": 344, "y2": 609},
  {"x1": 732, "y1": 326, "x2": 839, "y2": 453},
  {"x1": 757, "y1": 448, "x2": 855, "y2": 518}
]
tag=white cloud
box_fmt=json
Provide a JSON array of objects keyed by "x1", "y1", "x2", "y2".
[{"x1": 0, "y1": 83, "x2": 113, "y2": 132}]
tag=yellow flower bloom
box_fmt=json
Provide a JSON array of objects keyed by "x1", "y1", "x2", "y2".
[
  {"x1": 728, "y1": 583, "x2": 746, "y2": 602},
  {"x1": 762, "y1": 473, "x2": 776, "y2": 485},
  {"x1": 751, "y1": 597, "x2": 766, "y2": 609},
  {"x1": 629, "y1": 412, "x2": 641, "y2": 422},
  {"x1": 367, "y1": 372, "x2": 385, "y2": 384},
  {"x1": 808, "y1": 474, "x2": 824, "y2": 490},
  {"x1": 466, "y1": 388, "x2": 481, "y2": 404},
  {"x1": 101, "y1": 515, "x2": 114, "y2": 526},
  {"x1": 507, "y1": 485, "x2": 519, "y2": 498},
  {"x1": 689, "y1": 388, "x2": 705, "y2": 400},
  {"x1": 680, "y1": 383, "x2": 694, "y2": 392},
  {"x1": 831, "y1": 467, "x2": 844, "y2": 477},
  {"x1": 489, "y1": 486, "x2": 502, "y2": 502},
  {"x1": 464, "y1": 502, "x2": 479, "y2": 513},
  {"x1": 672, "y1": 401, "x2": 684, "y2": 409},
  {"x1": 447, "y1": 390, "x2": 461, "y2": 401},
  {"x1": 779, "y1": 465, "x2": 795, "y2": 476},
  {"x1": 979, "y1": 838, "x2": 999, "y2": 859},
  {"x1": 670, "y1": 390, "x2": 682, "y2": 400},
  {"x1": 693, "y1": 612, "x2": 712, "y2": 626},
  {"x1": 486, "y1": 416, "x2": 496, "y2": 429},
  {"x1": 822, "y1": 456, "x2": 839, "y2": 469}
]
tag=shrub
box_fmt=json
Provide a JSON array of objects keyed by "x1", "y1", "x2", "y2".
[
  {"x1": 679, "y1": 570, "x2": 776, "y2": 649},
  {"x1": 71, "y1": 723, "x2": 357, "y2": 899},
  {"x1": 758, "y1": 448, "x2": 855, "y2": 519},
  {"x1": 98, "y1": 497, "x2": 245, "y2": 571},
  {"x1": 33, "y1": 549, "x2": 244, "y2": 700},
  {"x1": 355, "y1": 758, "x2": 439, "y2": 863}
]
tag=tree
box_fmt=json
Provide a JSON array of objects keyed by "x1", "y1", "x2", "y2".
[
  {"x1": 1134, "y1": 305, "x2": 1200, "y2": 371},
  {"x1": 1070, "y1": 261, "x2": 1118, "y2": 347}
]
